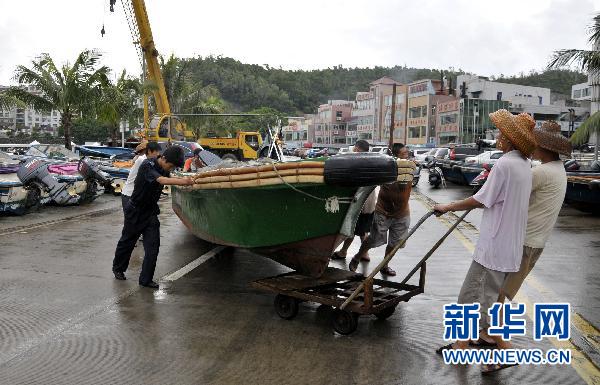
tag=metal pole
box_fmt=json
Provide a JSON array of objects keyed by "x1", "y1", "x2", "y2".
[{"x1": 389, "y1": 84, "x2": 396, "y2": 149}]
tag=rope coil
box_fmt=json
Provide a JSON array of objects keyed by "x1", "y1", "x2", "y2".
[{"x1": 269, "y1": 160, "x2": 353, "y2": 213}]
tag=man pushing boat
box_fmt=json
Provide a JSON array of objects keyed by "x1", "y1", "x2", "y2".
[
  {"x1": 349, "y1": 142, "x2": 412, "y2": 276},
  {"x1": 112, "y1": 146, "x2": 194, "y2": 289}
]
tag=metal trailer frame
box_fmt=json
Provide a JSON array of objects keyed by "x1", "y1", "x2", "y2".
[{"x1": 252, "y1": 209, "x2": 471, "y2": 335}]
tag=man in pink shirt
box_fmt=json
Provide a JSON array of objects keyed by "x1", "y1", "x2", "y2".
[{"x1": 434, "y1": 110, "x2": 537, "y2": 373}]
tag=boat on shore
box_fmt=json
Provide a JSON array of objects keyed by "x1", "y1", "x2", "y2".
[
  {"x1": 172, "y1": 154, "x2": 414, "y2": 277},
  {"x1": 565, "y1": 171, "x2": 600, "y2": 214}
]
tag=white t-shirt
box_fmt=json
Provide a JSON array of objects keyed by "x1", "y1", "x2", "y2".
[
  {"x1": 121, "y1": 154, "x2": 146, "y2": 197},
  {"x1": 525, "y1": 161, "x2": 567, "y2": 248},
  {"x1": 472, "y1": 150, "x2": 532, "y2": 272},
  {"x1": 362, "y1": 187, "x2": 379, "y2": 214}
]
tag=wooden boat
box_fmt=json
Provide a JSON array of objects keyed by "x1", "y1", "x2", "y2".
[
  {"x1": 172, "y1": 154, "x2": 415, "y2": 277},
  {"x1": 566, "y1": 172, "x2": 600, "y2": 214}
]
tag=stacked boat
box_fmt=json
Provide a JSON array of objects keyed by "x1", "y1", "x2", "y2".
[
  {"x1": 172, "y1": 153, "x2": 415, "y2": 277},
  {"x1": 0, "y1": 144, "x2": 130, "y2": 215}
]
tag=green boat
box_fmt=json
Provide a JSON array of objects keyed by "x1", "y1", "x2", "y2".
[{"x1": 171, "y1": 154, "x2": 412, "y2": 277}]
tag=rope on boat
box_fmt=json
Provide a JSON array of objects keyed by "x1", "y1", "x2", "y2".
[{"x1": 269, "y1": 160, "x2": 353, "y2": 213}]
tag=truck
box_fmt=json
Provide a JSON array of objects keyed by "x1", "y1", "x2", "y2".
[{"x1": 199, "y1": 131, "x2": 264, "y2": 161}]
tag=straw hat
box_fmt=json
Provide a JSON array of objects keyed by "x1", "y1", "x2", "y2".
[
  {"x1": 534, "y1": 120, "x2": 572, "y2": 157},
  {"x1": 135, "y1": 140, "x2": 148, "y2": 154},
  {"x1": 489, "y1": 109, "x2": 537, "y2": 157}
]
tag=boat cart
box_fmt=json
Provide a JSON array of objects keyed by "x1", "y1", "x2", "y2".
[{"x1": 251, "y1": 209, "x2": 470, "y2": 335}]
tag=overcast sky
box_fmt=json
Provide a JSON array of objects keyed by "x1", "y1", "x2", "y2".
[{"x1": 1, "y1": 0, "x2": 598, "y2": 84}]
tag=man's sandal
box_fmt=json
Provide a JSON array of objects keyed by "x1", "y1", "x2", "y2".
[{"x1": 481, "y1": 363, "x2": 519, "y2": 374}]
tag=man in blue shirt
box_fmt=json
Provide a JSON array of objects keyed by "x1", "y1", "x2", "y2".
[{"x1": 112, "y1": 146, "x2": 193, "y2": 289}]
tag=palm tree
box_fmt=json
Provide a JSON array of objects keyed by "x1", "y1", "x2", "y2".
[
  {"x1": 5, "y1": 50, "x2": 109, "y2": 149},
  {"x1": 548, "y1": 13, "x2": 600, "y2": 160},
  {"x1": 97, "y1": 70, "x2": 142, "y2": 146},
  {"x1": 160, "y1": 54, "x2": 190, "y2": 113}
]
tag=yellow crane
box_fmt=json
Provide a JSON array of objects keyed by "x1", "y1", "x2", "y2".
[{"x1": 110, "y1": 0, "x2": 194, "y2": 142}]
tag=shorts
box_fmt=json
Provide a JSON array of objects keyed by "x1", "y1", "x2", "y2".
[
  {"x1": 354, "y1": 213, "x2": 374, "y2": 236},
  {"x1": 364, "y1": 212, "x2": 410, "y2": 249},
  {"x1": 458, "y1": 260, "x2": 508, "y2": 329},
  {"x1": 502, "y1": 246, "x2": 543, "y2": 300}
]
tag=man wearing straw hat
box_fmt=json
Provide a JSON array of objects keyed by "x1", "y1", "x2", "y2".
[
  {"x1": 477, "y1": 121, "x2": 570, "y2": 342},
  {"x1": 433, "y1": 110, "x2": 536, "y2": 373}
]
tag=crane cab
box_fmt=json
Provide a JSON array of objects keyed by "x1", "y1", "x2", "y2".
[{"x1": 147, "y1": 114, "x2": 195, "y2": 142}]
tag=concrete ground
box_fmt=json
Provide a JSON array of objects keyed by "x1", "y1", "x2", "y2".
[{"x1": 0, "y1": 178, "x2": 599, "y2": 385}]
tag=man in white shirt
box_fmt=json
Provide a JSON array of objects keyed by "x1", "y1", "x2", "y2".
[
  {"x1": 121, "y1": 141, "x2": 161, "y2": 210},
  {"x1": 500, "y1": 120, "x2": 570, "y2": 304},
  {"x1": 433, "y1": 110, "x2": 536, "y2": 372}
]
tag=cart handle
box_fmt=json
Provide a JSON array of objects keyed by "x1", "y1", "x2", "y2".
[
  {"x1": 340, "y1": 210, "x2": 437, "y2": 310},
  {"x1": 340, "y1": 209, "x2": 471, "y2": 310},
  {"x1": 399, "y1": 209, "x2": 471, "y2": 285}
]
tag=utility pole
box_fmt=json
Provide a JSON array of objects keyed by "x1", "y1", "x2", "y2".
[{"x1": 389, "y1": 84, "x2": 396, "y2": 149}]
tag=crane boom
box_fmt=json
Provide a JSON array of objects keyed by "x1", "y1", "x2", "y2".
[
  {"x1": 130, "y1": 0, "x2": 170, "y2": 114},
  {"x1": 112, "y1": 0, "x2": 193, "y2": 141}
]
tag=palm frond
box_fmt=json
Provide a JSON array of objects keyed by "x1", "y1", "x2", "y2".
[
  {"x1": 0, "y1": 93, "x2": 25, "y2": 110},
  {"x1": 571, "y1": 111, "x2": 600, "y2": 145},
  {"x1": 547, "y1": 49, "x2": 600, "y2": 74},
  {"x1": 4, "y1": 87, "x2": 54, "y2": 112},
  {"x1": 587, "y1": 13, "x2": 600, "y2": 46}
]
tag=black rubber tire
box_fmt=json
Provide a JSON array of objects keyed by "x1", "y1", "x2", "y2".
[
  {"x1": 332, "y1": 309, "x2": 359, "y2": 335},
  {"x1": 221, "y1": 153, "x2": 238, "y2": 162},
  {"x1": 375, "y1": 306, "x2": 396, "y2": 320},
  {"x1": 324, "y1": 153, "x2": 397, "y2": 187},
  {"x1": 274, "y1": 295, "x2": 299, "y2": 320}
]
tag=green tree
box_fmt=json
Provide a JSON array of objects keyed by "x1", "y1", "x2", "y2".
[
  {"x1": 548, "y1": 13, "x2": 600, "y2": 159},
  {"x1": 160, "y1": 54, "x2": 190, "y2": 113},
  {"x1": 97, "y1": 70, "x2": 142, "y2": 145},
  {"x1": 5, "y1": 50, "x2": 109, "y2": 149}
]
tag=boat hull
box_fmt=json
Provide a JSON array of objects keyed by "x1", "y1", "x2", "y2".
[{"x1": 172, "y1": 183, "x2": 371, "y2": 277}]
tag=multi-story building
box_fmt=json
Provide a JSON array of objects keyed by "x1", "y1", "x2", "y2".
[
  {"x1": 435, "y1": 98, "x2": 460, "y2": 145},
  {"x1": 572, "y1": 82, "x2": 592, "y2": 101},
  {"x1": 282, "y1": 115, "x2": 313, "y2": 148},
  {"x1": 314, "y1": 100, "x2": 353, "y2": 145},
  {"x1": 0, "y1": 85, "x2": 61, "y2": 135},
  {"x1": 351, "y1": 77, "x2": 403, "y2": 144},
  {"x1": 382, "y1": 85, "x2": 408, "y2": 143},
  {"x1": 406, "y1": 79, "x2": 454, "y2": 145},
  {"x1": 458, "y1": 99, "x2": 510, "y2": 143},
  {"x1": 351, "y1": 91, "x2": 375, "y2": 143},
  {"x1": 457, "y1": 75, "x2": 550, "y2": 106}
]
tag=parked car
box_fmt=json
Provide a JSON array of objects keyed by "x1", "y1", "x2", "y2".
[
  {"x1": 370, "y1": 146, "x2": 390, "y2": 155},
  {"x1": 412, "y1": 148, "x2": 432, "y2": 162},
  {"x1": 433, "y1": 148, "x2": 450, "y2": 160},
  {"x1": 306, "y1": 148, "x2": 324, "y2": 158},
  {"x1": 464, "y1": 150, "x2": 504, "y2": 166},
  {"x1": 448, "y1": 146, "x2": 481, "y2": 162},
  {"x1": 338, "y1": 146, "x2": 352, "y2": 154}
]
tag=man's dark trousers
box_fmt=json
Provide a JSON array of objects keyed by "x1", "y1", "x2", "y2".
[{"x1": 112, "y1": 202, "x2": 160, "y2": 285}]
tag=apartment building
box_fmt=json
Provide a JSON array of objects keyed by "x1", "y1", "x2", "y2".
[
  {"x1": 313, "y1": 100, "x2": 353, "y2": 145},
  {"x1": 0, "y1": 85, "x2": 61, "y2": 134}
]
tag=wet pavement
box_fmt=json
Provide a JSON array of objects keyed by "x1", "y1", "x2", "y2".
[{"x1": 0, "y1": 179, "x2": 599, "y2": 384}]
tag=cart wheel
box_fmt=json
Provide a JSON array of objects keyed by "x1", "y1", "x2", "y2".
[
  {"x1": 375, "y1": 306, "x2": 396, "y2": 320},
  {"x1": 332, "y1": 309, "x2": 359, "y2": 335},
  {"x1": 274, "y1": 294, "x2": 299, "y2": 320}
]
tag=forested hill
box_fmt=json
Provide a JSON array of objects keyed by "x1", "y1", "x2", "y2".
[{"x1": 173, "y1": 55, "x2": 586, "y2": 114}]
